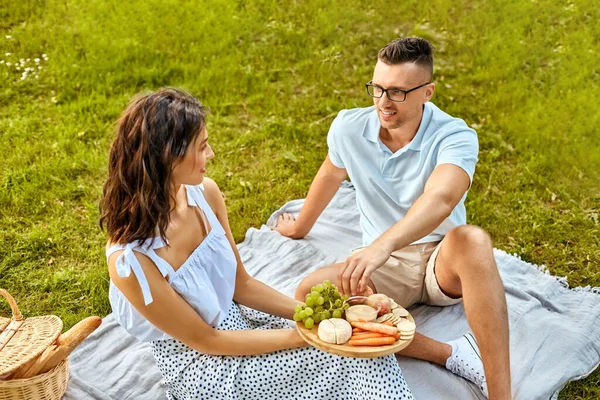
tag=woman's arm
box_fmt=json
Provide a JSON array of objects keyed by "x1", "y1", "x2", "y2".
[
  {"x1": 202, "y1": 178, "x2": 304, "y2": 320},
  {"x1": 109, "y1": 250, "x2": 306, "y2": 356}
]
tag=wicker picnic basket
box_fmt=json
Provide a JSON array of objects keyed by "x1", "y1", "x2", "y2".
[{"x1": 0, "y1": 289, "x2": 69, "y2": 400}]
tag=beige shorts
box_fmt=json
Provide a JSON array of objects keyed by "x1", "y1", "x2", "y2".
[{"x1": 353, "y1": 241, "x2": 462, "y2": 308}]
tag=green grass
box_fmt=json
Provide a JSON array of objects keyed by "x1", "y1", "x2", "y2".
[{"x1": 1, "y1": 0, "x2": 598, "y2": 397}]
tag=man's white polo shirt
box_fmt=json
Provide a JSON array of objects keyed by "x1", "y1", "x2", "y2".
[{"x1": 327, "y1": 102, "x2": 479, "y2": 246}]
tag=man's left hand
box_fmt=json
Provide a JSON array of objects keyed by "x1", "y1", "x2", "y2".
[{"x1": 337, "y1": 242, "x2": 392, "y2": 296}]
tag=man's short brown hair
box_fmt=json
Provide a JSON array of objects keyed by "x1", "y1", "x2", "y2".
[{"x1": 378, "y1": 37, "x2": 434, "y2": 78}]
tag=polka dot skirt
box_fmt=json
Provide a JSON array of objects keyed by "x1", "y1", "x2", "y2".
[{"x1": 152, "y1": 302, "x2": 413, "y2": 400}]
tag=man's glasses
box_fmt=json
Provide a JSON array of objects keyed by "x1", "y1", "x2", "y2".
[{"x1": 365, "y1": 81, "x2": 431, "y2": 102}]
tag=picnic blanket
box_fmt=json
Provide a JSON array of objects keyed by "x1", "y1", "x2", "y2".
[{"x1": 65, "y1": 182, "x2": 600, "y2": 400}]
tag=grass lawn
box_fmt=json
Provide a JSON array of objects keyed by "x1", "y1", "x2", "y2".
[{"x1": 1, "y1": 0, "x2": 598, "y2": 397}]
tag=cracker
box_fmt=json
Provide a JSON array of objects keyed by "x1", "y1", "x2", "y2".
[
  {"x1": 392, "y1": 307, "x2": 409, "y2": 317},
  {"x1": 376, "y1": 313, "x2": 394, "y2": 323},
  {"x1": 397, "y1": 319, "x2": 416, "y2": 332}
]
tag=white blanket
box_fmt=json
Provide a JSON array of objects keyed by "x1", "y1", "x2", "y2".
[{"x1": 65, "y1": 183, "x2": 600, "y2": 400}]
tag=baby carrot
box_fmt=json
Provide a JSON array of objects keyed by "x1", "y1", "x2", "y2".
[
  {"x1": 349, "y1": 336, "x2": 396, "y2": 346},
  {"x1": 351, "y1": 332, "x2": 392, "y2": 340},
  {"x1": 352, "y1": 327, "x2": 366, "y2": 333},
  {"x1": 350, "y1": 321, "x2": 399, "y2": 336}
]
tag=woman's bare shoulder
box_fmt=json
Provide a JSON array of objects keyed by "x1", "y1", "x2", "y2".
[{"x1": 199, "y1": 178, "x2": 226, "y2": 212}]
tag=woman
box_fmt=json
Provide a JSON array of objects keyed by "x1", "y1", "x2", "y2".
[{"x1": 100, "y1": 87, "x2": 413, "y2": 400}]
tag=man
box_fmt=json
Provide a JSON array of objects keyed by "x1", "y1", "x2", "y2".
[{"x1": 275, "y1": 37, "x2": 511, "y2": 399}]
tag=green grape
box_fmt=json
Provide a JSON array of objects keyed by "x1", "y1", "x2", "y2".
[
  {"x1": 304, "y1": 317, "x2": 315, "y2": 329},
  {"x1": 293, "y1": 313, "x2": 302, "y2": 321},
  {"x1": 294, "y1": 305, "x2": 303, "y2": 313},
  {"x1": 300, "y1": 281, "x2": 347, "y2": 323}
]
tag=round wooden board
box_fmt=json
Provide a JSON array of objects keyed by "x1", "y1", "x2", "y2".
[{"x1": 296, "y1": 314, "x2": 415, "y2": 358}]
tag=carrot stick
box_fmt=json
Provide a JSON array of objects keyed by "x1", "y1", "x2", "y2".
[
  {"x1": 351, "y1": 332, "x2": 392, "y2": 340},
  {"x1": 381, "y1": 321, "x2": 394, "y2": 326},
  {"x1": 352, "y1": 327, "x2": 366, "y2": 333},
  {"x1": 351, "y1": 321, "x2": 399, "y2": 336},
  {"x1": 349, "y1": 336, "x2": 397, "y2": 346}
]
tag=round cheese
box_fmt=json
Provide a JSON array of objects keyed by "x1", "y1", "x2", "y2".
[{"x1": 317, "y1": 318, "x2": 353, "y2": 345}]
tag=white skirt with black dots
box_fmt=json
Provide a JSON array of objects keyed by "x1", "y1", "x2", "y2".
[{"x1": 151, "y1": 302, "x2": 413, "y2": 400}]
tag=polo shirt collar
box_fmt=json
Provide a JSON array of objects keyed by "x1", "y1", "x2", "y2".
[
  {"x1": 362, "y1": 108, "x2": 381, "y2": 144},
  {"x1": 362, "y1": 103, "x2": 433, "y2": 152}
]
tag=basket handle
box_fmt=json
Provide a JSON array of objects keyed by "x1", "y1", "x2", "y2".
[{"x1": 0, "y1": 289, "x2": 23, "y2": 321}]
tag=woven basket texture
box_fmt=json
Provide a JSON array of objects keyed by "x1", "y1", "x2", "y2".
[
  {"x1": 0, "y1": 316, "x2": 63, "y2": 376},
  {"x1": 0, "y1": 289, "x2": 68, "y2": 399},
  {"x1": 0, "y1": 359, "x2": 69, "y2": 400}
]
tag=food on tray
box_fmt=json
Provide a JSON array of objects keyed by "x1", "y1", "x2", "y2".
[
  {"x1": 392, "y1": 306, "x2": 409, "y2": 317},
  {"x1": 348, "y1": 322, "x2": 400, "y2": 347},
  {"x1": 317, "y1": 318, "x2": 352, "y2": 344},
  {"x1": 365, "y1": 294, "x2": 392, "y2": 316},
  {"x1": 293, "y1": 280, "x2": 349, "y2": 329},
  {"x1": 377, "y1": 312, "x2": 407, "y2": 325},
  {"x1": 349, "y1": 336, "x2": 397, "y2": 346},
  {"x1": 350, "y1": 321, "x2": 400, "y2": 337},
  {"x1": 345, "y1": 305, "x2": 378, "y2": 323},
  {"x1": 349, "y1": 332, "x2": 392, "y2": 340},
  {"x1": 396, "y1": 319, "x2": 416, "y2": 334},
  {"x1": 296, "y1": 294, "x2": 417, "y2": 353}
]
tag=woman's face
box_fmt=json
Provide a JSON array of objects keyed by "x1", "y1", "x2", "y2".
[{"x1": 171, "y1": 126, "x2": 214, "y2": 187}]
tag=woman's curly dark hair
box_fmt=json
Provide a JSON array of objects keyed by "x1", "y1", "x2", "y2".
[{"x1": 100, "y1": 87, "x2": 208, "y2": 245}]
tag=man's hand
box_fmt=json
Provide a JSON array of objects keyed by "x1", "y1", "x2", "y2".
[
  {"x1": 338, "y1": 242, "x2": 393, "y2": 296},
  {"x1": 274, "y1": 213, "x2": 303, "y2": 239}
]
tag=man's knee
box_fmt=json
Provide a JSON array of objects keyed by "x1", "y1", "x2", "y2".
[{"x1": 446, "y1": 224, "x2": 493, "y2": 251}]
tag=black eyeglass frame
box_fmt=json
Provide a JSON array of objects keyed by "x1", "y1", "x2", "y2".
[{"x1": 365, "y1": 81, "x2": 431, "y2": 102}]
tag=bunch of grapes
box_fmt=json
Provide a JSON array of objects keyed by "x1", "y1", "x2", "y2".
[{"x1": 293, "y1": 280, "x2": 349, "y2": 329}]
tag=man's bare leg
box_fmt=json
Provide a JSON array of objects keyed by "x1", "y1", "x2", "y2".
[{"x1": 434, "y1": 225, "x2": 511, "y2": 399}]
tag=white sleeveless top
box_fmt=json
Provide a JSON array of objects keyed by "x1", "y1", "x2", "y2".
[{"x1": 106, "y1": 185, "x2": 237, "y2": 342}]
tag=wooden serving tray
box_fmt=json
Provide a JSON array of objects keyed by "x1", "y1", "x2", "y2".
[{"x1": 296, "y1": 313, "x2": 415, "y2": 358}]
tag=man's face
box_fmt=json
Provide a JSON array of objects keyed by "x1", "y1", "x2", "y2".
[{"x1": 371, "y1": 60, "x2": 434, "y2": 131}]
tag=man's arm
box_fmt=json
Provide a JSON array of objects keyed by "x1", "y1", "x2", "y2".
[
  {"x1": 275, "y1": 155, "x2": 347, "y2": 239},
  {"x1": 338, "y1": 163, "x2": 471, "y2": 295}
]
